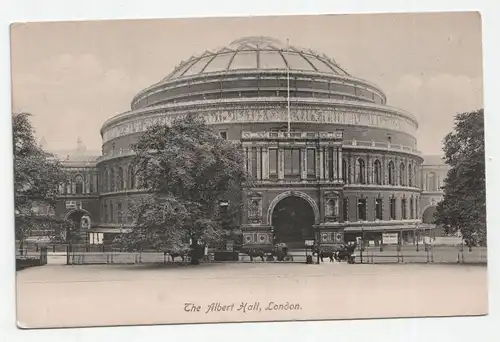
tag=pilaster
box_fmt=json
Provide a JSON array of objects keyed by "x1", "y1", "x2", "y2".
[{"x1": 278, "y1": 147, "x2": 284, "y2": 180}]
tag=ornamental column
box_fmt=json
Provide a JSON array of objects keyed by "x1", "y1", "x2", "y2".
[
  {"x1": 382, "y1": 155, "x2": 387, "y2": 185},
  {"x1": 395, "y1": 157, "x2": 400, "y2": 186},
  {"x1": 367, "y1": 154, "x2": 372, "y2": 184},
  {"x1": 324, "y1": 147, "x2": 330, "y2": 180},
  {"x1": 338, "y1": 147, "x2": 343, "y2": 182},
  {"x1": 319, "y1": 147, "x2": 325, "y2": 180},
  {"x1": 244, "y1": 147, "x2": 249, "y2": 174},
  {"x1": 278, "y1": 147, "x2": 284, "y2": 180},
  {"x1": 349, "y1": 154, "x2": 355, "y2": 184},
  {"x1": 301, "y1": 148, "x2": 307, "y2": 180},
  {"x1": 256, "y1": 147, "x2": 262, "y2": 180},
  {"x1": 247, "y1": 148, "x2": 253, "y2": 178},
  {"x1": 332, "y1": 147, "x2": 338, "y2": 181}
]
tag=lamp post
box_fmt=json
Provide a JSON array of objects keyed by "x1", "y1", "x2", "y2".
[
  {"x1": 219, "y1": 200, "x2": 229, "y2": 251},
  {"x1": 360, "y1": 225, "x2": 364, "y2": 264},
  {"x1": 416, "y1": 223, "x2": 420, "y2": 252}
]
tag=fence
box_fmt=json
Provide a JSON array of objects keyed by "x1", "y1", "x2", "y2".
[
  {"x1": 357, "y1": 244, "x2": 487, "y2": 264},
  {"x1": 16, "y1": 247, "x2": 48, "y2": 270},
  {"x1": 18, "y1": 242, "x2": 487, "y2": 266}
]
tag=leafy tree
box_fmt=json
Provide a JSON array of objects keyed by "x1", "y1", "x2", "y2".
[
  {"x1": 13, "y1": 112, "x2": 66, "y2": 251},
  {"x1": 115, "y1": 114, "x2": 249, "y2": 263},
  {"x1": 434, "y1": 109, "x2": 486, "y2": 245}
]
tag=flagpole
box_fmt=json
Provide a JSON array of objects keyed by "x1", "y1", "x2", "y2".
[{"x1": 286, "y1": 38, "x2": 291, "y2": 134}]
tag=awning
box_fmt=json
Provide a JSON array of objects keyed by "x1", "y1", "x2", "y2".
[
  {"x1": 344, "y1": 224, "x2": 425, "y2": 232},
  {"x1": 89, "y1": 227, "x2": 132, "y2": 233}
]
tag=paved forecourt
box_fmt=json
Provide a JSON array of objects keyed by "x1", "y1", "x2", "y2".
[{"x1": 16, "y1": 262, "x2": 488, "y2": 328}]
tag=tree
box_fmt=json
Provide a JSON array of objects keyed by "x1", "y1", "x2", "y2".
[
  {"x1": 434, "y1": 109, "x2": 486, "y2": 245},
  {"x1": 13, "y1": 112, "x2": 66, "y2": 251},
  {"x1": 115, "y1": 114, "x2": 250, "y2": 263}
]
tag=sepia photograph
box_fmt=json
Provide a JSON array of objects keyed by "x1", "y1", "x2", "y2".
[{"x1": 10, "y1": 12, "x2": 487, "y2": 329}]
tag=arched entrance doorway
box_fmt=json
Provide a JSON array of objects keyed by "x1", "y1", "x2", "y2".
[
  {"x1": 64, "y1": 209, "x2": 92, "y2": 245},
  {"x1": 271, "y1": 196, "x2": 315, "y2": 249}
]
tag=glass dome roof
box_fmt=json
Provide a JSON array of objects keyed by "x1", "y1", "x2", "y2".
[{"x1": 163, "y1": 36, "x2": 350, "y2": 81}]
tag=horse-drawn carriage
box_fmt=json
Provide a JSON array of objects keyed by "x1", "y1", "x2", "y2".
[
  {"x1": 241, "y1": 242, "x2": 294, "y2": 262},
  {"x1": 312, "y1": 242, "x2": 357, "y2": 264}
]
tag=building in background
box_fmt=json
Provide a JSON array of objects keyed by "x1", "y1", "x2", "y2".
[{"x1": 48, "y1": 37, "x2": 450, "y2": 248}]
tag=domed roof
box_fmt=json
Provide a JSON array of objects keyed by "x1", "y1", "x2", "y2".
[{"x1": 163, "y1": 36, "x2": 350, "y2": 81}]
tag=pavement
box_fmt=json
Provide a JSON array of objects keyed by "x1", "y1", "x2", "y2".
[{"x1": 16, "y1": 262, "x2": 488, "y2": 329}]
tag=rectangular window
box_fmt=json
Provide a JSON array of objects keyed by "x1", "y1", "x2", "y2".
[
  {"x1": 410, "y1": 198, "x2": 414, "y2": 219},
  {"x1": 390, "y1": 198, "x2": 396, "y2": 220},
  {"x1": 220, "y1": 131, "x2": 227, "y2": 140},
  {"x1": 357, "y1": 198, "x2": 367, "y2": 221},
  {"x1": 401, "y1": 199, "x2": 407, "y2": 220},
  {"x1": 110, "y1": 203, "x2": 114, "y2": 223},
  {"x1": 104, "y1": 204, "x2": 108, "y2": 222},
  {"x1": 328, "y1": 148, "x2": 334, "y2": 180},
  {"x1": 284, "y1": 149, "x2": 301, "y2": 176},
  {"x1": 375, "y1": 198, "x2": 383, "y2": 220},
  {"x1": 269, "y1": 149, "x2": 278, "y2": 176},
  {"x1": 307, "y1": 149, "x2": 316, "y2": 176},
  {"x1": 251, "y1": 147, "x2": 258, "y2": 178}
]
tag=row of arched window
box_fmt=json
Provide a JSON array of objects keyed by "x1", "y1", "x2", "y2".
[
  {"x1": 100, "y1": 164, "x2": 137, "y2": 193},
  {"x1": 339, "y1": 195, "x2": 419, "y2": 223},
  {"x1": 101, "y1": 200, "x2": 133, "y2": 224},
  {"x1": 59, "y1": 172, "x2": 97, "y2": 195},
  {"x1": 422, "y1": 171, "x2": 444, "y2": 192},
  {"x1": 342, "y1": 157, "x2": 418, "y2": 187}
]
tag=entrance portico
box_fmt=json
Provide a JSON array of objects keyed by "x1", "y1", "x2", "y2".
[{"x1": 240, "y1": 130, "x2": 346, "y2": 249}]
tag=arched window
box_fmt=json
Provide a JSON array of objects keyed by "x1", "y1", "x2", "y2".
[
  {"x1": 375, "y1": 196, "x2": 383, "y2": 220},
  {"x1": 408, "y1": 163, "x2": 413, "y2": 187},
  {"x1": 427, "y1": 172, "x2": 436, "y2": 191},
  {"x1": 399, "y1": 163, "x2": 405, "y2": 186},
  {"x1": 414, "y1": 165, "x2": 418, "y2": 188},
  {"x1": 410, "y1": 197, "x2": 414, "y2": 219},
  {"x1": 356, "y1": 158, "x2": 366, "y2": 184},
  {"x1": 342, "y1": 158, "x2": 348, "y2": 183},
  {"x1": 109, "y1": 202, "x2": 114, "y2": 222},
  {"x1": 390, "y1": 196, "x2": 396, "y2": 219},
  {"x1": 388, "y1": 161, "x2": 395, "y2": 185},
  {"x1": 74, "y1": 175, "x2": 84, "y2": 194},
  {"x1": 373, "y1": 159, "x2": 382, "y2": 185},
  {"x1": 102, "y1": 169, "x2": 108, "y2": 192},
  {"x1": 128, "y1": 165, "x2": 135, "y2": 189},
  {"x1": 401, "y1": 198, "x2": 407, "y2": 219},
  {"x1": 117, "y1": 166, "x2": 124, "y2": 190},
  {"x1": 109, "y1": 168, "x2": 115, "y2": 192}
]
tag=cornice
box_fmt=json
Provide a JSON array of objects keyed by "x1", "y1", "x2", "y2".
[{"x1": 132, "y1": 69, "x2": 388, "y2": 108}]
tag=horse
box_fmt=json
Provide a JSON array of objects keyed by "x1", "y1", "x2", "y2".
[
  {"x1": 272, "y1": 243, "x2": 294, "y2": 262},
  {"x1": 334, "y1": 243, "x2": 357, "y2": 264},
  {"x1": 243, "y1": 248, "x2": 266, "y2": 262},
  {"x1": 312, "y1": 245, "x2": 335, "y2": 262},
  {"x1": 164, "y1": 249, "x2": 189, "y2": 262}
]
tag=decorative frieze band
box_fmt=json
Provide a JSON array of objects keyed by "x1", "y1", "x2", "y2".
[{"x1": 102, "y1": 105, "x2": 418, "y2": 143}]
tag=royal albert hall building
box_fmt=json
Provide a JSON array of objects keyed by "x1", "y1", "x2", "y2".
[{"x1": 53, "y1": 37, "x2": 447, "y2": 249}]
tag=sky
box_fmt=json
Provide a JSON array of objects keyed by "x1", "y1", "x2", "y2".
[{"x1": 10, "y1": 12, "x2": 483, "y2": 155}]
